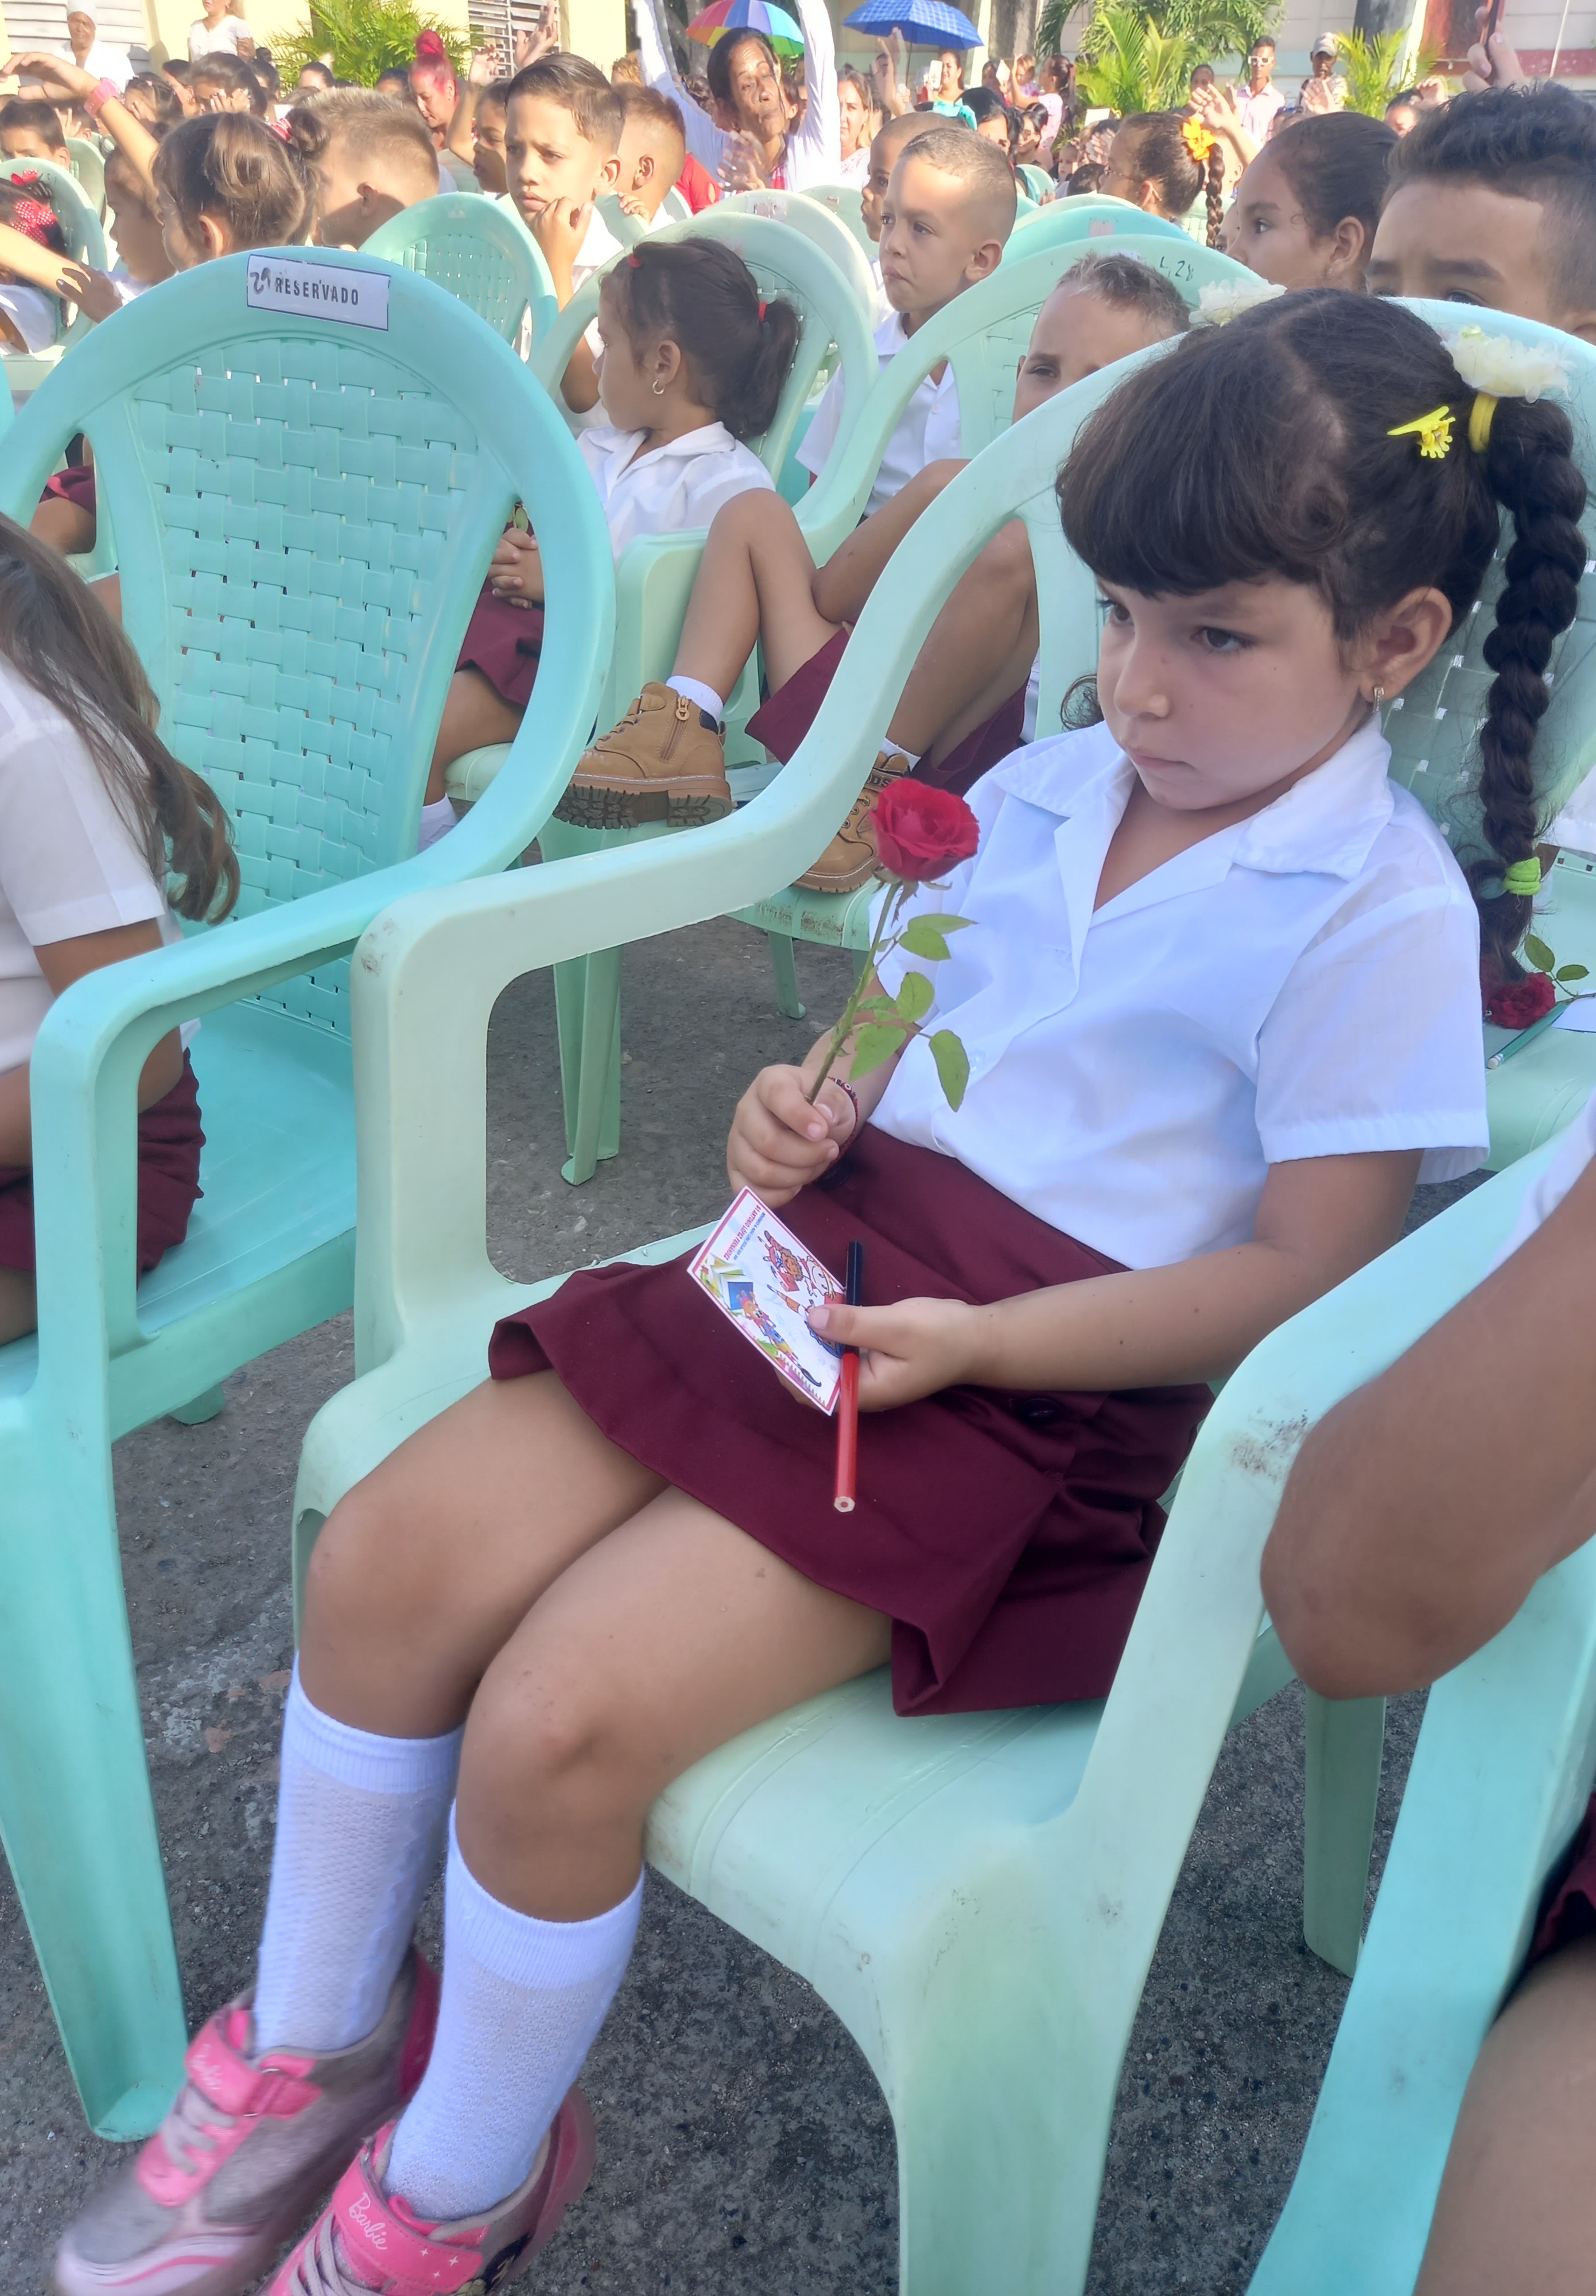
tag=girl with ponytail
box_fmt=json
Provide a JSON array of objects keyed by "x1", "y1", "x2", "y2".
[
  {"x1": 54, "y1": 289, "x2": 1531, "y2": 2296},
  {"x1": 427, "y1": 237, "x2": 798, "y2": 839},
  {"x1": 1101, "y1": 108, "x2": 1226, "y2": 246},
  {"x1": 0, "y1": 513, "x2": 236, "y2": 1340}
]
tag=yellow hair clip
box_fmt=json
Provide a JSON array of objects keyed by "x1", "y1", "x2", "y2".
[
  {"x1": 1181, "y1": 115, "x2": 1217, "y2": 163},
  {"x1": 1387, "y1": 404, "x2": 1455, "y2": 461}
]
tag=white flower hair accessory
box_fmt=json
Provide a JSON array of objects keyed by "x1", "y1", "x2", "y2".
[
  {"x1": 1442, "y1": 323, "x2": 1572, "y2": 405},
  {"x1": 1194, "y1": 277, "x2": 1287, "y2": 327}
]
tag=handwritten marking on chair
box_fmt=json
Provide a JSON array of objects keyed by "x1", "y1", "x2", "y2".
[{"x1": 246, "y1": 258, "x2": 391, "y2": 333}]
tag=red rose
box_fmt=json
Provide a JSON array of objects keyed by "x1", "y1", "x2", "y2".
[
  {"x1": 1484, "y1": 971, "x2": 1556, "y2": 1029},
  {"x1": 869, "y1": 781, "x2": 980, "y2": 883}
]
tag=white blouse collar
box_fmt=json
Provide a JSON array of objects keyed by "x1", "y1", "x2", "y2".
[
  {"x1": 993, "y1": 715, "x2": 1399, "y2": 885},
  {"x1": 591, "y1": 420, "x2": 744, "y2": 468}
]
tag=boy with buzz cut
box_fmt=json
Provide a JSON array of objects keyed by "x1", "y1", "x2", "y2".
[
  {"x1": 501, "y1": 51, "x2": 624, "y2": 412},
  {"x1": 612, "y1": 82, "x2": 686, "y2": 226},
  {"x1": 290, "y1": 90, "x2": 442, "y2": 248},
  {"x1": 798, "y1": 123, "x2": 1015, "y2": 515}
]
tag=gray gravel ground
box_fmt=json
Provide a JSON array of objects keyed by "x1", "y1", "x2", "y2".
[{"x1": 0, "y1": 912, "x2": 1478, "y2": 2294}]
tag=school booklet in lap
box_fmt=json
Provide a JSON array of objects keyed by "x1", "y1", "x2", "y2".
[{"x1": 688, "y1": 1188, "x2": 844, "y2": 1414}]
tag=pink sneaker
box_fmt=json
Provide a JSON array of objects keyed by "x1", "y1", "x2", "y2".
[
  {"x1": 262, "y1": 2093, "x2": 596, "y2": 2295},
  {"x1": 53, "y1": 1952, "x2": 439, "y2": 2296}
]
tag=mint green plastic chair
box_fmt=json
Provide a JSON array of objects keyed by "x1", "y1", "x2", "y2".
[
  {"x1": 67, "y1": 134, "x2": 107, "y2": 218},
  {"x1": 363, "y1": 192, "x2": 558, "y2": 346},
  {"x1": 1, "y1": 152, "x2": 107, "y2": 400},
  {"x1": 0, "y1": 358, "x2": 11, "y2": 440},
  {"x1": 1001, "y1": 191, "x2": 1192, "y2": 262},
  {"x1": 0, "y1": 247, "x2": 612, "y2": 2141},
  {"x1": 1240, "y1": 1143, "x2": 1596, "y2": 2294},
  {"x1": 802, "y1": 178, "x2": 874, "y2": 253},
  {"x1": 1376, "y1": 305, "x2": 1596, "y2": 1171},
  {"x1": 659, "y1": 184, "x2": 693, "y2": 224},
  {"x1": 291, "y1": 378, "x2": 1441, "y2": 2293},
  {"x1": 1019, "y1": 162, "x2": 1053, "y2": 200},
  {"x1": 714, "y1": 186, "x2": 879, "y2": 316},
  {"x1": 595, "y1": 191, "x2": 647, "y2": 249}
]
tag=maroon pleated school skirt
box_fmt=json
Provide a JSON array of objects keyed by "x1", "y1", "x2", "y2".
[
  {"x1": 1529, "y1": 1791, "x2": 1596, "y2": 1965},
  {"x1": 488, "y1": 1130, "x2": 1210, "y2": 1715},
  {"x1": 43, "y1": 462, "x2": 98, "y2": 515},
  {"x1": 0, "y1": 1052, "x2": 204, "y2": 1275},
  {"x1": 457, "y1": 587, "x2": 545, "y2": 711},
  {"x1": 745, "y1": 628, "x2": 1029, "y2": 799}
]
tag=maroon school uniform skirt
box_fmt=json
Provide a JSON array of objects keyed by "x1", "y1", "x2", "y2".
[
  {"x1": 0, "y1": 1053, "x2": 204, "y2": 1276},
  {"x1": 457, "y1": 588, "x2": 545, "y2": 711},
  {"x1": 42, "y1": 463, "x2": 97, "y2": 516},
  {"x1": 1529, "y1": 1792, "x2": 1596, "y2": 1965},
  {"x1": 489, "y1": 1130, "x2": 1210, "y2": 1715},
  {"x1": 745, "y1": 628, "x2": 1029, "y2": 799}
]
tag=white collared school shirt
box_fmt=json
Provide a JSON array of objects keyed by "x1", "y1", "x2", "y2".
[
  {"x1": 871, "y1": 718, "x2": 1489, "y2": 1271},
  {"x1": 797, "y1": 309, "x2": 962, "y2": 513},
  {"x1": 577, "y1": 420, "x2": 773, "y2": 561}
]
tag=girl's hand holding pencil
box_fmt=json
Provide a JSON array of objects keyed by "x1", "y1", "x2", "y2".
[{"x1": 808, "y1": 1292, "x2": 983, "y2": 1414}]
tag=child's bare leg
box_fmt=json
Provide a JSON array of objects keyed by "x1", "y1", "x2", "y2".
[
  {"x1": 299, "y1": 1371, "x2": 666, "y2": 1734},
  {"x1": 1416, "y1": 1934, "x2": 1596, "y2": 2294},
  {"x1": 30, "y1": 496, "x2": 95, "y2": 558},
  {"x1": 0, "y1": 1269, "x2": 37, "y2": 1344},
  {"x1": 426, "y1": 667, "x2": 525, "y2": 805},
  {"x1": 673, "y1": 489, "x2": 842, "y2": 703},
  {"x1": 455, "y1": 1484, "x2": 892, "y2": 1918},
  {"x1": 887, "y1": 518, "x2": 1039, "y2": 763}
]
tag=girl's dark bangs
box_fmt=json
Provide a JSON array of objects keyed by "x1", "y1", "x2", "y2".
[{"x1": 1057, "y1": 325, "x2": 1339, "y2": 599}]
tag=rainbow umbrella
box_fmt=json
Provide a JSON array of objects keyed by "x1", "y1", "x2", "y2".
[{"x1": 686, "y1": 0, "x2": 806, "y2": 56}]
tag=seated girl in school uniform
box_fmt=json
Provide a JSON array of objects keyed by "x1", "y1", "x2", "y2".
[
  {"x1": 0, "y1": 515, "x2": 236, "y2": 1342},
  {"x1": 55, "y1": 289, "x2": 1582, "y2": 2296},
  {"x1": 558, "y1": 250, "x2": 1192, "y2": 886},
  {"x1": 422, "y1": 236, "x2": 798, "y2": 845}
]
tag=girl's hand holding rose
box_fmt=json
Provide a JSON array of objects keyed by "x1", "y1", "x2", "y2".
[{"x1": 727, "y1": 1064, "x2": 856, "y2": 1205}]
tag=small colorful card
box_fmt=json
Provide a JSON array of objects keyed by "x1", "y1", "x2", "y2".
[{"x1": 687, "y1": 1189, "x2": 845, "y2": 1414}]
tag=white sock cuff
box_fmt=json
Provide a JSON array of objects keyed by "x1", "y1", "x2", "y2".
[
  {"x1": 445, "y1": 1809, "x2": 643, "y2": 1991},
  {"x1": 665, "y1": 674, "x2": 725, "y2": 722},
  {"x1": 880, "y1": 740, "x2": 920, "y2": 767},
  {"x1": 286, "y1": 1665, "x2": 464, "y2": 1797}
]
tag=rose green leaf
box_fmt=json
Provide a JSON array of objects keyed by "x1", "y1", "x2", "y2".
[
  {"x1": 894, "y1": 970, "x2": 934, "y2": 1025},
  {"x1": 850, "y1": 1022, "x2": 910, "y2": 1080},
  {"x1": 929, "y1": 1029, "x2": 970, "y2": 1111},
  {"x1": 1525, "y1": 933, "x2": 1556, "y2": 974},
  {"x1": 1557, "y1": 965, "x2": 1590, "y2": 983}
]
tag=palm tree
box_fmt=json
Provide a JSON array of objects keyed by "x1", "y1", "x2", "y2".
[
  {"x1": 1072, "y1": 3, "x2": 1199, "y2": 114},
  {"x1": 275, "y1": 0, "x2": 467, "y2": 84},
  {"x1": 1332, "y1": 27, "x2": 1439, "y2": 113},
  {"x1": 1037, "y1": 0, "x2": 1277, "y2": 75}
]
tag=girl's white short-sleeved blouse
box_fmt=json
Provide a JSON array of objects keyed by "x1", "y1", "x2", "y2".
[
  {"x1": 871, "y1": 718, "x2": 1489, "y2": 1272},
  {"x1": 0, "y1": 656, "x2": 178, "y2": 1079},
  {"x1": 576, "y1": 422, "x2": 774, "y2": 563}
]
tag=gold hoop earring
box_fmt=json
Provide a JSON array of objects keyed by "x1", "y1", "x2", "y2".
[{"x1": 1372, "y1": 683, "x2": 1385, "y2": 707}]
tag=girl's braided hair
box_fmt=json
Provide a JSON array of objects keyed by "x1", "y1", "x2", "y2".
[
  {"x1": 1055, "y1": 290, "x2": 1588, "y2": 979},
  {"x1": 1115, "y1": 111, "x2": 1224, "y2": 246}
]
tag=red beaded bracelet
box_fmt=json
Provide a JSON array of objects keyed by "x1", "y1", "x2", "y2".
[{"x1": 83, "y1": 77, "x2": 120, "y2": 119}]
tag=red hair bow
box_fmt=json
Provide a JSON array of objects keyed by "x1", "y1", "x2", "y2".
[{"x1": 6, "y1": 195, "x2": 58, "y2": 245}]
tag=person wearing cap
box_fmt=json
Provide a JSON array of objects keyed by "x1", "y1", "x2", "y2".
[
  {"x1": 55, "y1": 7, "x2": 130, "y2": 92},
  {"x1": 1300, "y1": 33, "x2": 1345, "y2": 109},
  {"x1": 1232, "y1": 35, "x2": 1286, "y2": 143}
]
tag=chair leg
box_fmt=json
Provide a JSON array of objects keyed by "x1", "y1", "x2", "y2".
[
  {"x1": 1303, "y1": 1689, "x2": 1387, "y2": 1977},
  {"x1": 169, "y1": 1383, "x2": 226, "y2": 1425},
  {"x1": 766, "y1": 933, "x2": 806, "y2": 1019},
  {"x1": 0, "y1": 1467, "x2": 186, "y2": 2137},
  {"x1": 292, "y1": 1506, "x2": 325, "y2": 1645},
  {"x1": 561, "y1": 946, "x2": 623, "y2": 1186}
]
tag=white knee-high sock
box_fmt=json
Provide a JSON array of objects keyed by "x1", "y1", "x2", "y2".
[
  {"x1": 252, "y1": 1666, "x2": 462, "y2": 2056},
  {"x1": 385, "y1": 1811, "x2": 643, "y2": 2220}
]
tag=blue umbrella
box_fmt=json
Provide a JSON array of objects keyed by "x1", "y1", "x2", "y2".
[{"x1": 842, "y1": 0, "x2": 983, "y2": 46}]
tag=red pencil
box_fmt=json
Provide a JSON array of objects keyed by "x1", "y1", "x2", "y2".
[{"x1": 833, "y1": 1240, "x2": 864, "y2": 1514}]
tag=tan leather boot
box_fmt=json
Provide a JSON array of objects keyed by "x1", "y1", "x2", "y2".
[
  {"x1": 794, "y1": 750, "x2": 914, "y2": 893},
  {"x1": 555, "y1": 684, "x2": 733, "y2": 828}
]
